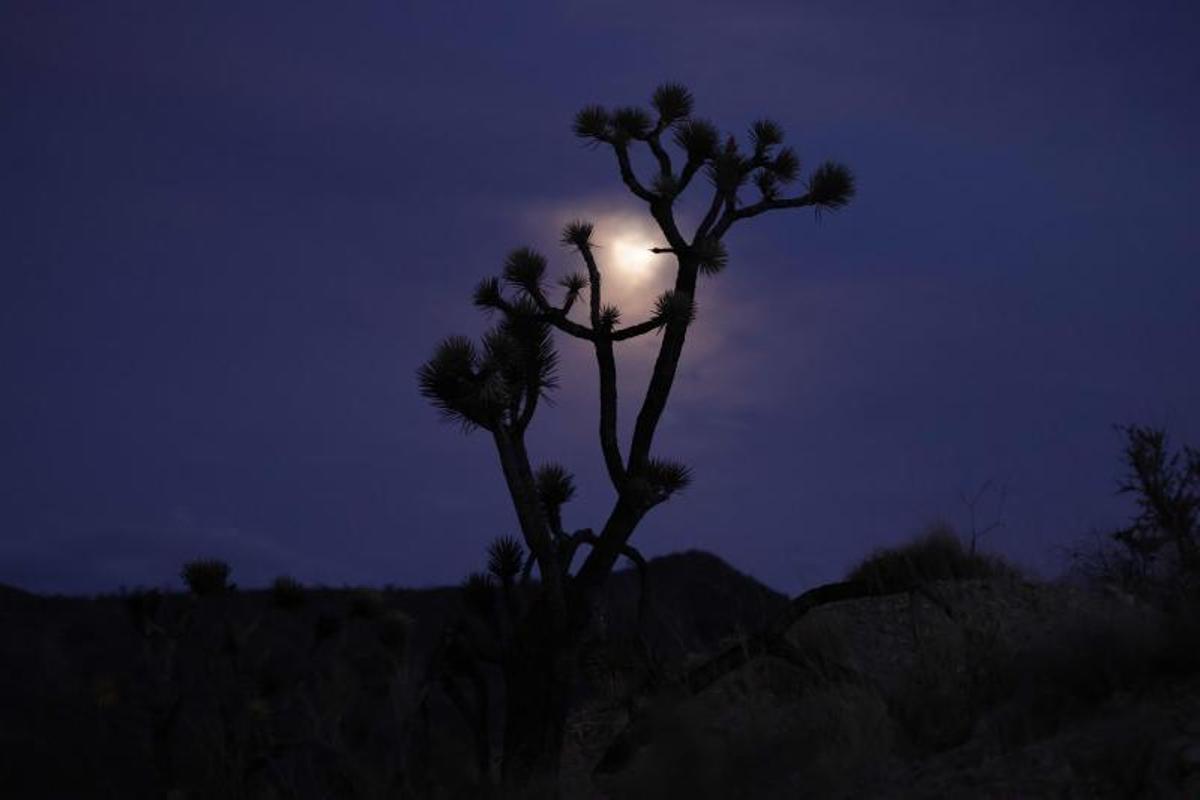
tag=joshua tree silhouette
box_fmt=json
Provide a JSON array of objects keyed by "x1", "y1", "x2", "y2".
[{"x1": 418, "y1": 83, "x2": 854, "y2": 796}]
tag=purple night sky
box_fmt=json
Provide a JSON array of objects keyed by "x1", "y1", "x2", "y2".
[{"x1": 3, "y1": 2, "x2": 1198, "y2": 594}]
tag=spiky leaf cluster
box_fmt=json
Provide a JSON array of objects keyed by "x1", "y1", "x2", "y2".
[
  {"x1": 487, "y1": 535, "x2": 525, "y2": 581},
  {"x1": 754, "y1": 169, "x2": 780, "y2": 200},
  {"x1": 561, "y1": 220, "x2": 594, "y2": 249},
  {"x1": 750, "y1": 119, "x2": 784, "y2": 154},
  {"x1": 808, "y1": 161, "x2": 856, "y2": 209},
  {"x1": 573, "y1": 105, "x2": 611, "y2": 141},
  {"x1": 645, "y1": 458, "x2": 692, "y2": 500},
  {"x1": 652, "y1": 83, "x2": 694, "y2": 124},
  {"x1": 494, "y1": 300, "x2": 558, "y2": 395},
  {"x1": 693, "y1": 237, "x2": 729, "y2": 276},
  {"x1": 418, "y1": 337, "x2": 493, "y2": 431},
  {"x1": 419, "y1": 299, "x2": 558, "y2": 432},
  {"x1": 612, "y1": 106, "x2": 652, "y2": 140},
  {"x1": 462, "y1": 572, "x2": 495, "y2": 618},
  {"x1": 750, "y1": 146, "x2": 802, "y2": 199},
  {"x1": 673, "y1": 119, "x2": 719, "y2": 162},
  {"x1": 473, "y1": 276, "x2": 503, "y2": 311},
  {"x1": 503, "y1": 247, "x2": 547, "y2": 296},
  {"x1": 653, "y1": 290, "x2": 696, "y2": 326},
  {"x1": 558, "y1": 272, "x2": 588, "y2": 297},
  {"x1": 536, "y1": 463, "x2": 577, "y2": 510},
  {"x1": 706, "y1": 136, "x2": 749, "y2": 194},
  {"x1": 575, "y1": 84, "x2": 695, "y2": 149},
  {"x1": 771, "y1": 147, "x2": 800, "y2": 183},
  {"x1": 599, "y1": 305, "x2": 621, "y2": 329},
  {"x1": 181, "y1": 559, "x2": 231, "y2": 597}
]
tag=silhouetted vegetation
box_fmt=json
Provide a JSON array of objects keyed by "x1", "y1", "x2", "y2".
[
  {"x1": 3, "y1": 66, "x2": 1197, "y2": 792},
  {"x1": 418, "y1": 82, "x2": 854, "y2": 795},
  {"x1": 180, "y1": 558, "x2": 233, "y2": 597},
  {"x1": 1073, "y1": 425, "x2": 1200, "y2": 607},
  {"x1": 0, "y1": 551, "x2": 793, "y2": 798},
  {"x1": 847, "y1": 523, "x2": 1021, "y2": 593},
  {"x1": 106, "y1": 565, "x2": 430, "y2": 797},
  {"x1": 4, "y1": 497, "x2": 1200, "y2": 797}
]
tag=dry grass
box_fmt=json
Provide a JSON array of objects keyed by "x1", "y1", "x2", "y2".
[{"x1": 847, "y1": 523, "x2": 1021, "y2": 593}]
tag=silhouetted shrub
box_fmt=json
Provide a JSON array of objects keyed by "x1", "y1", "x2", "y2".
[
  {"x1": 1074, "y1": 425, "x2": 1200, "y2": 606},
  {"x1": 180, "y1": 558, "x2": 231, "y2": 596},
  {"x1": 847, "y1": 523, "x2": 1019, "y2": 592},
  {"x1": 270, "y1": 575, "x2": 307, "y2": 611}
]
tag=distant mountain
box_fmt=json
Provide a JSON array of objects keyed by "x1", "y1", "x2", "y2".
[{"x1": 602, "y1": 549, "x2": 788, "y2": 663}]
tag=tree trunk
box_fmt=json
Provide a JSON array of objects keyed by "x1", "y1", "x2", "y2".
[{"x1": 500, "y1": 631, "x2": 578, "y2": 799}]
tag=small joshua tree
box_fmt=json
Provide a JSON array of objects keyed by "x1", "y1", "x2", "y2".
[{"x1": 418, "y1": 83, "x2": 854, "y2": 794}]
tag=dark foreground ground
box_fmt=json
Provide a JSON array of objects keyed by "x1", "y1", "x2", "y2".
[{"x1": 2, "y1": 548, "x2": 1199, "y2": 798}]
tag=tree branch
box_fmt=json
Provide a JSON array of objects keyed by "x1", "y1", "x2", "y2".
[
  {"x1": 711, "y1": 192, "x2": 815, "y2": 239},
  {"x1": 644, "y1": 130, "x2": 673, "y2": 183},
  {"x1": 560, "y1": 291, "x2": 579, "y2": 318},
  {"x1": 619, "y1": 543, "x2": 650, "y2": 631},
  {"x1": 560, "y1": 527, "x2": 647, "y2": 625},
  {"x1": 544, "y1": 311, "x2": 595, "y2": 341},
  {"x1": 560, "y1": 528, "x2": 598, "y2": 575},
  {"x1": 516, "y1": 383, "x2": 538, "y2": 433},
  {"x1": 576, "y1": 241, "x2": 627, "y2": 489},
  {"x1": 490, "y1": 293, "x2": 595, "y2": 342},
  {"x1": 694, "y1": 185, "x2": 729, "y2": 241},
  {"x1": 625, "y1": 262, "x2": 698, "y2": 473},
  {"x1": 491, "y1": 428, "x2": 566, "y2": 625},
  {"x1": 611, "y1": 141, "x2": 656, "y2": 203},
  {"x1": 649, "y1": 200, "x2": 688, "y2": 252},
  {"x1": 685, "y1": 578, "x2": 955, "y2": 695},
  {"x1": 610, "y1": 317, "x2": 666, "y2": 342},
  {"x1": 675, "y1": 156, "x2": 703, "y2": 195}
]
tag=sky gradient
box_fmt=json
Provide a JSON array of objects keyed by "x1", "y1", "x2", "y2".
[{"x1": 3, "y1": 1, "x2": 1198, "y2": 594}]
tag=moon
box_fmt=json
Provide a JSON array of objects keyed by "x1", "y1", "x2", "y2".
[{"x1": 609, "y1": 235, "x2": 656, "y2": 282}]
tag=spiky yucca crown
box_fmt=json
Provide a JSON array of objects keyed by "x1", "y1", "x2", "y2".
[
  {"x1": 645, "y1": 458, "x2": 692, "y2": 498},
  {"x1": 418, "y1": 290, "x2": 558, "y2": 434},
  {"x1": 487, "y1": 535, "x2": 525, "y2": 581},
  {"x1": 573, "y1": 83, "x2": 854, "y2": 212},
  {"x1": 535, "y1": 463, "x2": 577, "y2": 509},
  {"x1": 462, "y1": 571, "x2": 496, "y2": 618}
]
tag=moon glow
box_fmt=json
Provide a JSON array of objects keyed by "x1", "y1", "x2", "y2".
[{"x1": 609, "y1": 236, "x2": 656, "y2": 282}]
